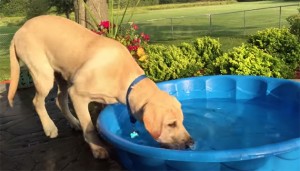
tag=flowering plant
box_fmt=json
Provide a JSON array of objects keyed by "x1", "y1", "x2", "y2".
[{"x1": 93, "y1": 21, "x2": 150, "y2": 61}]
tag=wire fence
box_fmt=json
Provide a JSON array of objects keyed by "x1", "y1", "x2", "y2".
[
  {"x1": 0, "y1": 4, "x2": 299, "y2": 49},
  {"x1": 0, "y1": 32, "x2": 13, "y2": 80},
  {"x1": 135, "y1": 4, "x2": 300, "y2": 42},
  {"x1": 0, "y1": 32, "x2": 14, "y2": 48}
]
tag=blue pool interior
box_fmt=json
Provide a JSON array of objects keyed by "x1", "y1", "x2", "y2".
[
  {"x1": 117, "y1": 98, "x2": 300, "y2": 151},
  {"x1": 97, "y1": 76, "x2": 300, "y2": 171}
]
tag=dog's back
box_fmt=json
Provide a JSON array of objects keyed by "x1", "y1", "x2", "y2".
[
  {"x1": 13, "y1": 15, "x2": 102, "y2": 75},
  {"x1": 8, "y1": 15, "x2": 143, "y2": 105}
]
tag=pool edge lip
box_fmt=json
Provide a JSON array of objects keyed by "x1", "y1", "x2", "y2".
[{"x1": 97, "y1": 75, "x2": 300, "y2": 162}]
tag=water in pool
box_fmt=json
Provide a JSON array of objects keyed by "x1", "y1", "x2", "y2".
[{"x1": 119, "y1": 98, "x2": 300, "y2": 151}]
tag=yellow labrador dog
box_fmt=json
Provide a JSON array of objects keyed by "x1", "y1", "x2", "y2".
[{"x1": 8, "y1": 15, "x2": 193, "y2": 159}]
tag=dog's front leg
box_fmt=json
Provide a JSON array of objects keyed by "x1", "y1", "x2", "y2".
[{"x1": 69, "y1": 87, "x2": 109, "y2": 159}]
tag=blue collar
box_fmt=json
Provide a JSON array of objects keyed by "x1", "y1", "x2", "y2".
[{"x1": 126, "y1": 75, "x2": 147, "y2": 124}]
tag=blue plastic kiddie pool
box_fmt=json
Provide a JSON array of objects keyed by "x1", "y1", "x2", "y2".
[{"x1": 97, "y1": 75, "x2": 300, "y2": 171}]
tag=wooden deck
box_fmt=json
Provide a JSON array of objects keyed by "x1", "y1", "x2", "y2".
[{"x1": 0, "y1": 85, "x2": 123, "y2": 171}]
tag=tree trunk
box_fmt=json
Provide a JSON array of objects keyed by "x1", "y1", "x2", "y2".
[
  {"x1": 65, "y1": 11, "x2": 70, "y2": 19},
  {"x1": 73, "y1": 0, "x2": 79, "y2": 22},
  {"x1": 85, "y1": 0, "x2": 108, "y2": 29},
  {"x1": 73, "y1": 0, "x2": 87, "y2": 27}
]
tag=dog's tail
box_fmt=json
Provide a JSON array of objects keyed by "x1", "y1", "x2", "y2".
[{"x1": 8, "y1": 39, "x2": 20, "y2": 107}]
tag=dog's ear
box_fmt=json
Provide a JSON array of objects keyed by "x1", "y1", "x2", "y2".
[{"x1": 142, "y1": 107, "x2": 162, "y2": 139}]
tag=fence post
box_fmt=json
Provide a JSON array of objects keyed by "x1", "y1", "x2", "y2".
[
  {"x1": 209, "y1": 14, "x2": 212, "y2": 35},
  {"x1": 279, "y1": 6, "x2": 282, "y2": 28},
  {"x1": 170, "y1": 18, "x2": 174, "y2": 40},
  {"x1": 244, "y1": 10, "x2": 246, "y2": 35}
]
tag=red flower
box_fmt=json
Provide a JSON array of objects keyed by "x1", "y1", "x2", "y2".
[
  {"x1": 132, "y1": 24, "x2": 138, "y2": 30},
  {"x1": 141, "y1": 33, "x2": 150, "y2": 42},
  {"x1": 127, "y1": 45, "x2": 139, "y2": 52},
  {"x1": 100, "y1": 21, "x2": 110, "y2": 29},
  {"x1": 132, "y1": 38, "x2": 141, "y2": 44},
  {"x1": 93, "y1": 21, "x2": 149, "y2": 60}
]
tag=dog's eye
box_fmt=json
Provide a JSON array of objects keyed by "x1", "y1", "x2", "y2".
[{"x1": 168, "y1": 121, "x2": 177, "y2": 128}]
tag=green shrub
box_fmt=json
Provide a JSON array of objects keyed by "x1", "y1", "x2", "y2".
[
  {"x1": 139, "y1": 37, "x2": 222, "y2": 82},
  {"x1": 159, "y1": 0, "x2": 177, "y2": 4},
  {"x1": 248, "y1": 28, "x2": 300, "y2": 72},
  {"x1": 213, "y1": 44, "x2": 291, "y2": 78},
  {"x1": 192, "y1": 37, "x2": 222, "y2": 74},
  {"x1": 287, "y1": 8, "x2": 300, "y2": 41},
  {"x1": 159, "y1": 0, "x2": 228, "y2": 3},
  {"x1": 139, "y1": 0, "x2": 160, "y2": 6},
  {"x1": 139, "y1": 44, "x2": 204, "y2": 82},
  {"x1": 118, "y1": 0, "x2": 159, "y2": 7},
  {"x1": 0, "y1": 0, "x2": 29, "y2": 16},
  {"x1": 26, "y1": 0, "x2": 50, "y2": 19}
]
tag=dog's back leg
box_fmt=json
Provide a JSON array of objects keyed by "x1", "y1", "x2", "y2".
[
  {"x1": 28, "y1": 60, "x2": 58, "y2": 138},
  {"x1": 54, "y1": 72, "x2": 81, "y2": 130}
]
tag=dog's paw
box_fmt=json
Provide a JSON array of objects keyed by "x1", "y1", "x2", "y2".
[
  {"x1": 69, "y1": 119, "x2": 81, "y2": 131},
  {"x1": 91, "y1": 146, "x2": 109, "y2": 159},
  {"x1": 43, "y1": 121, "x2": 58, "y2": 138}
]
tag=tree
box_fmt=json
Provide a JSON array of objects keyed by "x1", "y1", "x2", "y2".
[
  {"x1": 50, "y1": 0, "x2": 73, "y2": 19},
  {"x1": 27, "y1": 0, "x2": 50, "y2": 19},
  {"x1": 0, "y1": 0, "x2": 29, "y2": 16},
  {"x1": 73, "y1": 0, "x2": 108, "y2": 28}
]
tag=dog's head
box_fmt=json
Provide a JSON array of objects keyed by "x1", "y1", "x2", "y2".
[{"x1": 142, "y1": 91, "x2": 194, "y2": 150}]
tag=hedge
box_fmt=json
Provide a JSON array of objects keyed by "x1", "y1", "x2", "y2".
[{"x1": 139, "y1": 37, "x2": 222, "y2": 82}]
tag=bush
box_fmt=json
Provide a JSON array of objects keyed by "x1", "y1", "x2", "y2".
[
  {"x1": 118, "y1": 0, "x2": 159, "y2": 7},
  {"x1": 248, "y1": 28, "x2": 300, "y2": 73},
  {"x1": 287, "y1": 8, "x2": 300, "y2": 41},
  {"x1": 26, "y1": 0, "x2": 50, "y2": 19},
  {"x1": 0, "y1": 0, "x2": 29, "y2": 16},
  {"x1": 139, "y1": 44, "x2": 204, "y2": 82},
  {"x1": 213, "y1": 44, "x2": 291, "y2": 78},
  {"x1": 236, "y1": 0, "x2": 268, "y2": 2},
  {"x1": 159, "y1": 0, "x2": 228, "y2": 4},
  {"x1": 192, "y1": 37, "x2": 222, "y2": 74},
  {"x1": 139, "y1": 0, "x2": 160, "y2": 6},
  {"x1": 159, "y1": 0, "x2": 177, "y2": 4},
  {"x1": 139, "y1": 37, "x2": 222, "y2": 82}
]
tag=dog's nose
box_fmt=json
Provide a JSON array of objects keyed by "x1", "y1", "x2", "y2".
[{"x1": 185, "y1": 137, "x2": 194, "y2": 149}]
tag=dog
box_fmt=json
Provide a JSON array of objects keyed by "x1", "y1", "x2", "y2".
[{"x1": 8, "y1": 15, "x2": 193, "y2": 159}]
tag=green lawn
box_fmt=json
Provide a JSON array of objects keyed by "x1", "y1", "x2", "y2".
[
  {"x1": 0, "y1": 1, "x2": 299, "y2": 81},
  {"x1": 128, "y1": 1, "x2": 299, "y2": 42},
  {"x1": 129, "y1": 1, "x2": 299, "y2": 21},
  {"x1": 0, "y1": 25, "x2": 20, "y2": 81}
]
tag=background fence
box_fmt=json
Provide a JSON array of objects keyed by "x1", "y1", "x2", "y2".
[
  {"x1": 135, "y1": 4, "x2": 300, "y2": 42},
  {"x1": 0, "y1": 33, "x2": 13, "y2": 48},
  {"x1": 0, "y1": 4, "x2": 299, "y2": 50}
]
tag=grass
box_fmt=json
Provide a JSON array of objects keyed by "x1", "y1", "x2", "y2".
[
  {"x1": 0, "y1": 16, "x2": 25, "y2": 27},
  {"x1": 0, "y1": 25, "x2": 20, "y2": 81},
  {"x1": 127, "y1": 1, "x2": 299, "y2": 42},
  {"x1": 0, "y1": 0, "x2": 299, "y2": 81},
  {"x1": 127, "y1": 1, "x2": 299, "y2": 21}
]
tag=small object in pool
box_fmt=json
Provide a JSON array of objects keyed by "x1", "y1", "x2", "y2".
[
  {"x1": 187, "y1": 141, "x2": 197, "y2": 150},
  {"x1": 130, "y1": 131, "x2": 139, "y2": 138}
]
